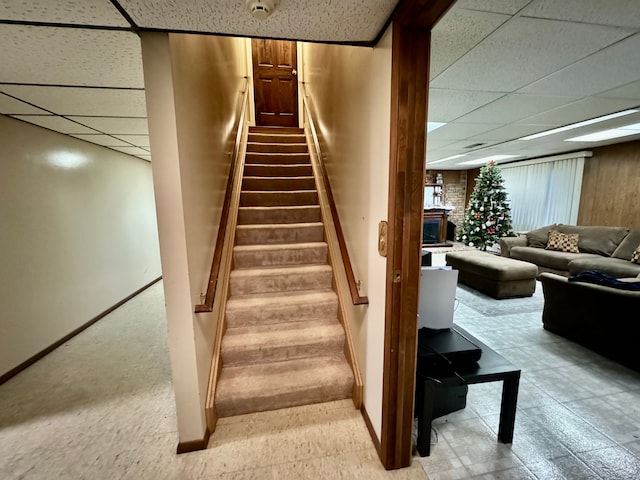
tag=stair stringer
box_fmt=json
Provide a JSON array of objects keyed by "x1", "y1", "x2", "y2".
[
  {"x1": 303, "y1": 127, "x2": 364, "y2": 409},
  {"x1": 203, "y1": 118, "x2": 249, "y2": 433}
]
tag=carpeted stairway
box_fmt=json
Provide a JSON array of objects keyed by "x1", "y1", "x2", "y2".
[{"x1": 215, "y1": 126, "x2": 354, "y2": 418}]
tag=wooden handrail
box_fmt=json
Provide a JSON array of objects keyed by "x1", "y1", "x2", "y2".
[
  {"x1": 195, "y1": 80, "x2": 249, "y2": 313},
  {"x1": 300, "y1": 84, "x2": 369, "y2": 305}
]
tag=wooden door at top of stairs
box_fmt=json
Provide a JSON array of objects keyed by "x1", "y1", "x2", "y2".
[{"x1": 251, "y1": 39, "x2": 298, "y2": 127}]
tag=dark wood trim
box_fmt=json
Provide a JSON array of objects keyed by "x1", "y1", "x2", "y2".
[
  {"x1": 195, "y1": 81, "x2": 249, "y2": 313},
  {"x1": 360, "y1": 404, "x2": 382, "y2": 455},
  {"x1": 0, "y1": 276, "x2": 162, "y2": 385},
  {"x1": 176, "y1": 427, "x2": 211, "y2": 454},
  {"x1": 299, "y1": 85, "x2": 369, "y2": 306},
  {"x1": 380, "y1": 0, "x2": 456, "y2": 470}
]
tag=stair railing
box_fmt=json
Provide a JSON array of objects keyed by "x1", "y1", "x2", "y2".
[
  {"x1": 300, "y1": 83, "x2": 365, "y2": 408},
  {"x1": 198, "y1": 80, "x2": 250, "y2": 431},
  {"x1": 299, "y1": 84, "x2": 369, "y2": 306}
]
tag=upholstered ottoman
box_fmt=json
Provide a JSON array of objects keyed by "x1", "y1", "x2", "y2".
[{"x1": 445, "y1": 250, "x2": 538, "y2": 299}]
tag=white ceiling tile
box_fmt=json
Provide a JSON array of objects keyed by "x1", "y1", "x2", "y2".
[
  {"x1": 426, "y1": 139, "x2": 457, "y2": 150},
  {"x1": 109, "y1": 146, "x2": 151, "y2": 156},
  {"x1": 468, "y1": 123, "x2": 557, "y2": 141},
  {"x1": 0, "y1": 0, "x2": 129, "y2": 27},
  {"x1": 0, "y1": 93, "x2": 48, "y2": 114},
  {"x1": 70, "y1": 134, "x2": 131, "y2": 147},
  {"x1": 597, "y1": 80, "x2": 640, "y2": 100},
  {"x1": 427, "y1": 89, "x2": 505, "y2": 122},
  {"x1": 430, "y1": 17, "x2": 633, "y2": 92},
  {"x1": 67, "y1": 116, "x2": 149, "y2": 134},
  {"x1": 518, "y1": 97, "x2": 639, "y2": 125},
  {"x1": 0, "y1": 86, "x2": 147, "y2": 117},
  {"x1": 112, "y1": 134, "x2": 150, "y2": 147},
  {"x1": 456, "y1": 94, "x2": 578, "y2": 124},
  {"x1": 11, "y1": 115, "x2": 99, "y2": 134},
  {"x1": 519, "y1": 33, "x2": 640, "y2": 97},
  {"x1": 521, "y1": 0, "x2": 640, "y2": 29},
  {"x1": 454, "y1": 0, "x2": 533, "y2": 15},
  {"x1": 117, "y1": 0, "x2": 398, "y2": 43},
  {"x1": 428, "y1": 122, "x2": 502, "y2": 141},
  {"x1": 430, "y1": 8, "x2": 510, "y2": 79},
  {"x1": 0, "y1": 25, "x2": 143, "y2": 87}
]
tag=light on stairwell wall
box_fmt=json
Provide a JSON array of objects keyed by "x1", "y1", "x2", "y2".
[{"x1": 246, "y1": 0, "x2": 278, "y2": 20}]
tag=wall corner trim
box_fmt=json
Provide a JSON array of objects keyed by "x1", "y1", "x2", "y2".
[
  {"x1": 176, "y1": 427, "x2": 211, "y2": 454},
  {"x1": 360, "y1": 404, "x2": 382, "y2": 457}
]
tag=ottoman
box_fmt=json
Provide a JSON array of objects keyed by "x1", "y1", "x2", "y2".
[{"x1": 445, "y1": 250, "x2": 538, "y2": 299}]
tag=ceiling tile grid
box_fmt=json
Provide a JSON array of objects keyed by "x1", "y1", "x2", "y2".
[
  {"x1": 0, "y1": 85, "x2": 147, "y2": 117},
  {"x1": 518, "y1": 32, "x2": 640, "y2": 97},
  {"x1": 0, "y1": 93, "x2": 48, "y2": 114},
  {"x1": 11, "y1": 115, "x2": 100, "y2": 134},
  {"x1": 430, "y1": 17, "x2": 634, "y2": 93},
  {"x1": 521, "y1": 0, "x2": 640, "y2": 29},
  {"x1": 453, "y1": 0, "x2": 534, "y2": 16},
  {"x1": 0, "y1": 0, "x2": 129, "y2": 27},
  {"x1": 67, "y1": 116, "x2": 149, "y2": 135},
  {"x1": 0, "y1": 25, "x2": 143, "y2": 87}
]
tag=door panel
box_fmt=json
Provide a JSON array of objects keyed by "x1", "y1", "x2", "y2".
[{"x1": 252, "y1": 39, "x2": 298, "y2": 127}]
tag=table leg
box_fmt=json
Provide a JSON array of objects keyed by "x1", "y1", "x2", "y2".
[
  {"x1": 417, "y1": 379, "x2": 436, "y2": 457},
  {"x1": 497, "y1": 371, "x2": 520, "y2": 444}
]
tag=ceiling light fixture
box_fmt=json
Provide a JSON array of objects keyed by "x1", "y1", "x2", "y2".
[
  {"x1": 518, "y1": 109, "x2": 638, "y2": 141},
  {"x1": 564, "y1": 122, "x2": 640, "y2": 142},
  {"x1": 246, "y1": 0, "x2": 278, "y2": 20},
  {"x1": 458, "y1": 154, "x2": 520, "y2": 166}
]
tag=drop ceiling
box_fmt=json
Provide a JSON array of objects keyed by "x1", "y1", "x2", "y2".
[{"x1": 1, "y1": 0, "x2": 640, "y2": 166}]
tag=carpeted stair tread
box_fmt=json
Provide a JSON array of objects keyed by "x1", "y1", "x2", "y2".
[
  {"x1": 249, "y1": 126, "x2": 304, "y2": 135},
  {"x1": 248, "y1": 133, "x2": 306, "y2": 143},
  {"x1": 221, "y1": 319, "x2": 345, "y2": 367},
  {"x1": 230, "y1": 264, "x2": 333, "y2": 295},
  {"x1": 245, "y1": 152, "x2": 311, "y2": 165},
  {"x1": 238, "y1": 206, "x2": 321, "y2": 225},
  {"x1": 247, "y1": 142, "x2": 308, "y2": 153},
  {"x1": 242, "y1": 176, "x2": 316, "y2": 191},
  {"x1": 225, "y1": 290, "x2": 338, "y2": 327},
  {"x1": 233, "y1": 242, "x2": 328, "y2": 268},
  {"x1": 240, "y1": 190, "x2": 318, "y2": 207},
  {"x1": 244, "y1": 164, "x2": 313, "y2": 177},
  {"x1": 215, "y1": 355, "x2": 354, "y2": 417},
  {"x1": 236, "y1": 222, "x2": 324, "y2": 245}
]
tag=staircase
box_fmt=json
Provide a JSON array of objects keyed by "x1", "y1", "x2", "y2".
[{"x1": 214, "y1": 126, "x2": 355, "y2": 418}]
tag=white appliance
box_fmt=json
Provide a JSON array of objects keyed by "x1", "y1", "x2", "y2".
[{"x1": 418, "y1": 266, "x2": 459, "y2": 330}]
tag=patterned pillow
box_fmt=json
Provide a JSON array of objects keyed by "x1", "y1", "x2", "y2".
[
  {"x1": 546, "y1": 230, "x2": 579, "y2": 253},
  {"x1": 632, "y1": 245, "x2": 640, "y2": 264}
]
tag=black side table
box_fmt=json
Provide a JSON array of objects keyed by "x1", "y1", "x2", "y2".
[{"x1": 416, "y1": 326, "x2": 521, "y2": 457}]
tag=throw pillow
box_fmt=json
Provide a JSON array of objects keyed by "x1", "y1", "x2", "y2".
[
  {"x1": 632, "y1": 245, "x2": 640, "y2": 264},
  {"x1": 546, "y1": 230, "x2": 579, "y2": 253}
]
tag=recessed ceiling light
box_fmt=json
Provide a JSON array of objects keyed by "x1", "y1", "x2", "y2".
[
  {"x1": 565, "y1": 122, "x2": 640, "y2": 142},
  {"x1": 518, "y1": 109, "x2": 638, "y2": 140},
  {"x1": 458, "y1": 154, "x2": 519, "y2": 166},
  {"x1": 429, "y1": 154, "x2": 466, "y2": 165},
  {"x1": 427, "y1": 122, "x2": 446, "y2": 133}
]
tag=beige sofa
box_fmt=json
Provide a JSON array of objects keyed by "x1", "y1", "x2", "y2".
[{"x1": 500, "y1": 224, "x2": 640, "y2": 278}]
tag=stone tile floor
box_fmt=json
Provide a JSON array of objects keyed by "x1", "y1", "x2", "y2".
[{"x1": 420, "y1": 277, "x2": 640, "y2": 479}]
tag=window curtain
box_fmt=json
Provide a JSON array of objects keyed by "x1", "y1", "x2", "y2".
[{"x1": 501, "y1": 153, "x2": 587, "y2": 232}]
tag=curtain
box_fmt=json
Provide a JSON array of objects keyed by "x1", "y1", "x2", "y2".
[{"x1": 501, "y1": 154, "x2": 587, "y2": 232}]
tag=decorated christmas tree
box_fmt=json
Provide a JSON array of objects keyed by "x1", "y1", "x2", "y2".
[{"x1": 457, "y1": 161, "x2": 515, "y2": 250}]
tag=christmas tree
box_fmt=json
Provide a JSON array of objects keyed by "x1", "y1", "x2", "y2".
[{"x1": 457, "y1": 161, "x2": 515, "y2": 250}]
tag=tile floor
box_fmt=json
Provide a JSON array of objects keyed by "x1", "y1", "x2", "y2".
[
  {"x1": 420, "y1": 254, "x2": 640, "y2": 479},
  {"x1": 2, "y1": 269, "x2": 640, "y2": 479}
]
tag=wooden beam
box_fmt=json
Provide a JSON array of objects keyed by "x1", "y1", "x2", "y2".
[{"x1": 379, "y1": 0, "x2": 456, "y2": 470}]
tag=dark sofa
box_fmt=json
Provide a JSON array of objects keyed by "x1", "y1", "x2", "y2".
[
  {"x1": 500, "y1": 224, "x2": 640, "y2": 278},
  {"x1": 539, "y1": 272, "x2": 640, "y2": 372}
]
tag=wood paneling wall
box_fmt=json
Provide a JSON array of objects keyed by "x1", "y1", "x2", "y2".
[{"x1": 578, "y1": 141, "x2": 640, "y2": 229}]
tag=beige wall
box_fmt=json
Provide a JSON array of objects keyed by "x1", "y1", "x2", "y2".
[
  {"x1": 141, "y1": 32, "x2": 248, "y2": 443},
  {"x1": 301, "y1": 26, "x2": 393, "y2": 438},
  {"x1": 0, "y1": 115, "x2": 161, "y2": 377}
]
